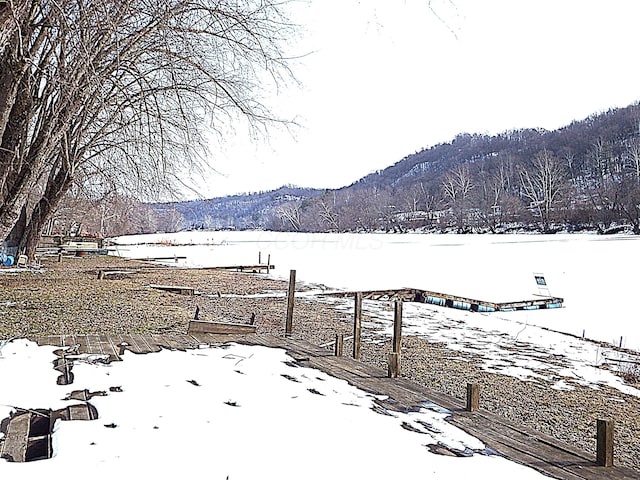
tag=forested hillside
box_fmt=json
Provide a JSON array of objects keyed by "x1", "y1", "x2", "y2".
[
  {"x1": 154, "y1": 102, "x2": 640, "y2": 234},
  {"x1": 153, "y1": 186, "x2": 322, "y2": 231}
]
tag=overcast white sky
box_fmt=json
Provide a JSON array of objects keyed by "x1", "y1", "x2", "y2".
[{"x1": 191, "y1": 0, "x2": 640, "y2": 199}]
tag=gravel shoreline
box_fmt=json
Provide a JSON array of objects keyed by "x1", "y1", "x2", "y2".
[{"x1": 1, "y1": 255, "x2": 639, "y2": 472}]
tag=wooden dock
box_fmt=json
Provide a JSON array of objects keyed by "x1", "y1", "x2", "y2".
[
  {"x1": 205, "y1": 264, "x2": 275, "y2": 273},
  {"x1": 323, "y1": 288, "x2": 564, "y2": 312},
  {"x1": 1, "y1": 333, "x2": 628, "y2": 478}
]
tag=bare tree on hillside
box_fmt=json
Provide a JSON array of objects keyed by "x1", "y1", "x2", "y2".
[
  {"x1": 275, "y1": 203, "x2": 301, "y2": 231},
  {"x1": 442, "y1": 164, "x2": 474, "y2": 231},
  {"x1": 318, "y1": 194, "x2": 341, "y2": 232},
  {"x1": 519, "y1": 150, "x2": 568, "y2": 232}
]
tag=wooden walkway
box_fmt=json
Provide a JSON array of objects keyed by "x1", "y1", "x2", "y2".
[{"x1": 7, "y1": 333, "x2": 632, "y2": 479}]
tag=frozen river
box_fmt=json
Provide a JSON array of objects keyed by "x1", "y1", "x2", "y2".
[{"x1": 111, "y1": 231, "x2": 640, "y2": 352}]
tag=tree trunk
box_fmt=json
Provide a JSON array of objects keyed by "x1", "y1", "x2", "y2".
[
  {"x1": 19, "y1": 166, "x2": 73, "y2": 260},
  {"x1": 0, "y1": 1, "x2": 34, "y2": 151},
  {"x1": 0, "y1": 50, "x2": 36, "y2": 241},
  {"x1": 4, "y1": 204, "x2": 27, "y2": 252}
]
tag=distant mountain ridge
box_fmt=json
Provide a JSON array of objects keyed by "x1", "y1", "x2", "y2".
[
  {"x1": 152, "y1": 185, "x2": 322, "y2": 231},
  {"x1": 152, "y1": 101, "x2": 640, "y2": 234}
]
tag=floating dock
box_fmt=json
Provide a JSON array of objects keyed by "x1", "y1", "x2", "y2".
[{"x1": 324, "y1": 288, "x2": 563, "y2": 312}]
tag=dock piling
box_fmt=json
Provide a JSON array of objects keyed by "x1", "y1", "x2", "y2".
[
  {"x1": 285, "y1": 269, "x2": 296, "y2": 337},
  {"x1": 392, "y1": 300, "x2": 402, "y2": 354},
  {"x1": 597, "y1": 419, "x2": 614, "y2": 467},
  {"x1": 353, "y1": 292, "x2": 362, "y2": 360},
  {"x1": 466, "y1": 383, "x2": 480, "y2": 412},
  {"x1": 388, "y1": 352, "x2": 400, "y2": 378},
  {"x1": 388, "y1": 300, "x2": 403, "y2": 378},
  {"x1": 334, "y1": 334, "x2": 343, "y2": 357}
]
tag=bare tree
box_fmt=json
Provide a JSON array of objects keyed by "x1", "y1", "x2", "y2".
[
  {"x1": 519, "y1": 150, "x2": 568, "y2": 231},
  {"x1": 625, "y1": 137, "x2": 640, "y2": 184},
  {"x1": 0, "y1": 0, "x2": 296, "y2": 257},
  {"x1": 275, "y1": 203, "x2": 301, "y2": 231},
  {"x1": 442, "y1": 164, "x2": 474, "y2": 231},
  {"x1": 318, "y1": 194, "x2": 341, "y2": 232}
]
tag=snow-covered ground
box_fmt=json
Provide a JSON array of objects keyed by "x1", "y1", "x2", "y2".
[{"x1": 0, "y1": 339, "x2": 553, "y2": 479}]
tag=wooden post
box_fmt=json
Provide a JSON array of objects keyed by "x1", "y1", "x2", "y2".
[
  {"x1": 285, "y1": 269, "x2": 296, "y2": 337},
  {"x1": 388, "y1": 352, "x2": 400, "y2": 378},
  {"x1": 267, "y1": 254, "x2": 271, "y2": 274},
  {"x1": 388, "y1": 301, "x2": 403, "y2": 378},
  {"x1": 392, "y1": 300, "x2": 402, "y2": 353},
  {"x1": 466, "y1": 383, "x2": 480, "y2": 412},
  {"x1": 596, "y1": 419, "x2": 614, "y2": 467},
  {"x1": 194, "y1": 306, "x2": 200, "y2": 321},
  {"x1": 334, "y1": 334, "x2": 343, "y2": 357},
  {"x1": 258, "y1": 251, "x2": 262, "y2": 264},
  {"x1": 353, "y1": 292, "x2": 362, "y2": 360},
  {"x1": 97, "y1": 270, "x2": 105, "y2": 280}
]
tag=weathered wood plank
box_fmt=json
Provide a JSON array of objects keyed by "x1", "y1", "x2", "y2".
[
  {"x1": 450, "y1": 413, "x2": 638, "y2": 480},
  {"x1": 34, "y1": 336, "x2": 61, "y2": 348},
  {"x1": 67, "y1": 404, "x2": 98, "y2": 421},
  {"x1": 86, "y1": 334, "x2": 104, "y2": 356},
  {"x1": 187, "y1": 320, "x2": 257, "y2": 335},
  {"x1": 0, "y1": 412, "x2": 31, "y2": 462},
  {"x1": 321, "y1": 357, "x2": 373, "y2": 379},
  {"x1": 117, "y1": 334, "x2": 146, "y2": 354},
  {"x1": 206, "y1": 264, "x2": 276, "y2": 272},
  {"x1": 74, "y1": 335, "x2": 89, "y2": 355},
  {"x1": 98, "y1": 334, "x2": 120, "y2": 361},
  {"x1": 146, "y1": 333, "x2": 175, "y2": 351},
  {"x1": 149, "y1": 284, "x2": 195, "y2": 295},
  {"x1": 132, "y1": 334, "x2": 161, "y2": 353}
]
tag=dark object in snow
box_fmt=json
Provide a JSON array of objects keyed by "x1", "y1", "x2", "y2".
[
  {"x1": 224, "y1": 400, "x2": 239, "y2": 407},
  {"x1": 307, "y1": 388, "x2": 324, "y2": 396},
  {"x1": 109, "y1": 386, "x2": 123, "y2": 392},
  {"x1": 104, "y1": 423, "x2": 117, "y2": 428},
  {"x1": 281, "y1": 374, "x2": 300, "y2": 383},
  {"x1": 64, "y1": 389, "x2": 106, "y2": 401},
  {"x1": 187, "y1": 379, "x2": 201, "y2": 386},
  {"x1": 427, "y1": 443, "x2": 473, "y2": 457}
]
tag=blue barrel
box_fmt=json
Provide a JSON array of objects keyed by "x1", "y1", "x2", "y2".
[{"x1": 4, "y1": 255, "x2": 14, "y2": 266}]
